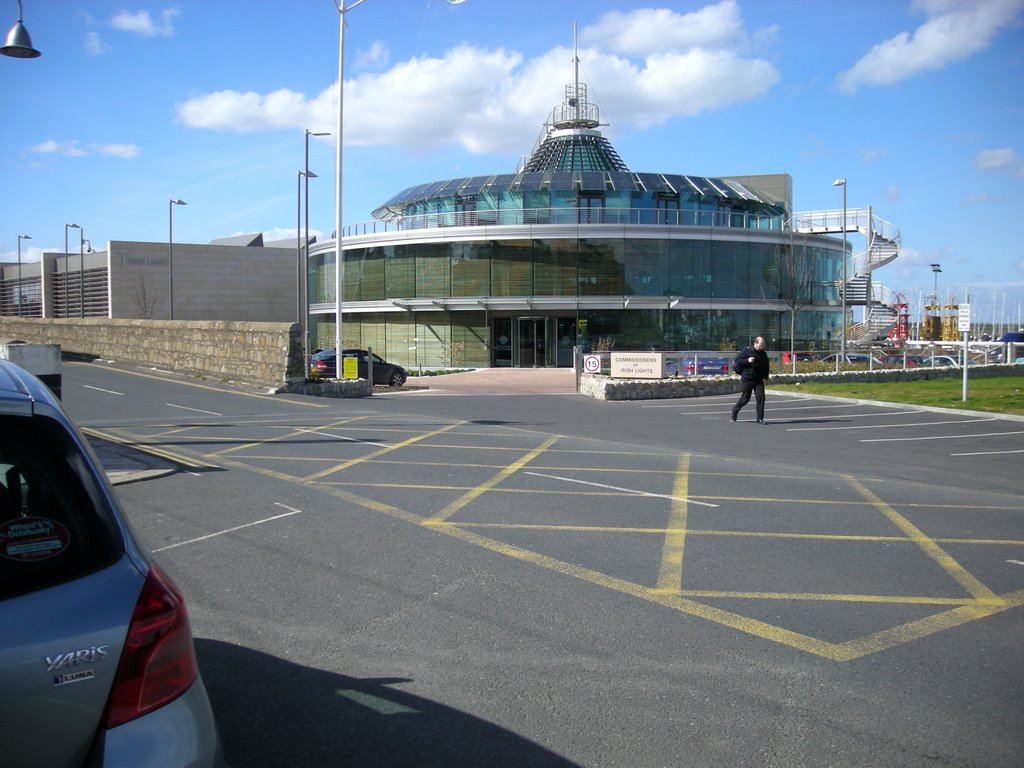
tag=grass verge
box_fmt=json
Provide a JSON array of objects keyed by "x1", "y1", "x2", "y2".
[{"x1": 768, "y1": 375, "x2": 1024, "y2": 416}]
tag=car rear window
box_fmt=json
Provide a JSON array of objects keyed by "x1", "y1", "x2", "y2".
[{"x1": 0, "y1": 415, "x2": 123, "y2": 601}]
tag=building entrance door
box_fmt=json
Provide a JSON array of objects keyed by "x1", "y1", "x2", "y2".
[
  {"x1": 517, "y1": 317, "x2": 544, "y2": 367},
  {"x1": 492, "y1": 317, "x2": 576, "y2": 367}
]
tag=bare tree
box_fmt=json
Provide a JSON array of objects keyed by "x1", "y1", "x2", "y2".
[{"x1": 768, "y1": 232, "x2": 817, "y2": 373}]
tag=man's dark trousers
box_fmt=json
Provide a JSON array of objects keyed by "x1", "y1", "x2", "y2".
[{"x1": 732, "y1": 379, "x2": 765, "y2": 421}]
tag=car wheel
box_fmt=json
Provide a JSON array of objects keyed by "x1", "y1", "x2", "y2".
[{"x1": 390, "y1": 371, "x2": 406, "y2": 387}]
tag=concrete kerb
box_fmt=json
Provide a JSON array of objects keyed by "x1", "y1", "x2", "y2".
[{"x1": 579, "y1": 363, "x2": 1024, "y2": 402}]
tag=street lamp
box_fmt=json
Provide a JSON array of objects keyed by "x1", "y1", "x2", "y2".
[
  {"x1": 64, "y1": 223, "x2": 80, "y2": 318},
  {"x1": 832, "y1": 178, "x2": 847, "y2": 373},
  {"x1": 168, "y1": 198, "x2": 187, "y2": 319},
  {"x1": 16, "y1": 233, "x2": 31, "y2": 316},
  {"x1": 305, "y1": 128, "x2": 329, "y2": 360},
  {"x1": 333, "y1": 1, "x2": 368, "y2": 359},
  {"x1": 296, "y1": 170, "x2": 303, "y2": 329},
  {"x1": 930, "y1": 263, "x2": 942, "y2": 342},
  {"x1": 297, "y1": 168, "x2": 320, "y2": 357},
  {"x1": 1, "y1": 0, "x2": 41, "y2": 58},
  {"x1": 77, "y1": 227, "x2": 85, "y2": 317}
]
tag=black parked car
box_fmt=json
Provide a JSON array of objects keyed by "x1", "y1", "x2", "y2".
[{"x1": 309, "y1": 349, "x2": 408, "y2": 387}]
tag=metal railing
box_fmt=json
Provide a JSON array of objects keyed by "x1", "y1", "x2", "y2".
[{"x1": 342, "y1": 207, "x2": 788, "y2": 237}]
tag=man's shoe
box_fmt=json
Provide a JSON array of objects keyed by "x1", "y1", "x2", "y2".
[
  {"x1": 731, "y1": 413, "x2": 737, "y2": 422},
  {"x1": 756, "y1": 419, "x2": 767, "y2": 424}
]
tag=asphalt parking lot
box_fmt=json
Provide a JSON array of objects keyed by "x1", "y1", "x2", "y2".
[{"x1": 72, "y1": 363, "x2": 1024, "y2": 766}]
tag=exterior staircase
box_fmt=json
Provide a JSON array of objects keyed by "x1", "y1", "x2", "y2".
[{"x1": 790, "y1": 207, "x2": 901, "y2": 348}]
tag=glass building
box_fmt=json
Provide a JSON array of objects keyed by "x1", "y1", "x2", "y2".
[{"x1": 307, "y1": 76, "x2": 855, "y2": 368}]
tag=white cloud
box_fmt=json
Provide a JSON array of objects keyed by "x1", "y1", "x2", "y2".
[
  {"x1": 859, "y1": 146, "x2": 888, "y2": 164},
  {"x1": 31, "y1": 140, "x2": 89, "y2": 158},
  {"x1": 28, "y1": 140, "x2": 139, "y2": 159},
  {"x1": 836, "y1": 0, "x2": 1024, "y2": 93},
  {"x1": 110, "y1": 9, "x2": 181, "y2": 38},
  {"x1": 975, "y1": 147, "x2": 1018, "y2": 169},
  {"x1": 91, "y1": 143, "x2": 141, "y2": 159},
  {"x1": 84, "y1": 31, "x2": 109, "y2": 56},
  {"x1": 964, "y1": 192, "x2": 997, "y2": 205},
  {"x1": 355, "y1": 41, "x2": 390, "y2": 70},
  {"x1": 174, "y1": 5, "x2": 778, "y2": 155},
  {"x1": 582, "y1": 1, "x2": 747, "y2": 55}
]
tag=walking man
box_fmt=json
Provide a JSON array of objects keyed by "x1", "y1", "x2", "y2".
[{"x1": 731, "y1": 336, "x2": 770, "y2": 423}]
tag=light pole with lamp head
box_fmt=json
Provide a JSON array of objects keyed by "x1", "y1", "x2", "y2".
[
  {"x1": 1, "y1": 0, "x2": 41, "y2": 58},
  {"x1": 168, "y1": 198, "x2": 186, "y2": 319},
  {"x1": 305, "y1": 129, "x2": 329, "y2": 361},
  {"x1": 330, "y1": 0, "x2": 465, "y2": 361},
  {"x1": 77, "y1": 228, "x2": 86, "y2": 317},
  {"x1": 16, "y1": 234, "x2": 30, "y2": 316},
  {"x1": 832, "y1": 178, "x2": 847, "y2": 373},
  {"x1": 930, "y1": 263, "x2": 942, "y2": 342},
  {"x1": 64, "y1": 223, "x2": 80, "y2": 318},
  {"x1": 332, "y1": 0, "x2": 368, "y2": 361}
]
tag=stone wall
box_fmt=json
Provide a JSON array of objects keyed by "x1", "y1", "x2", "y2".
[
  {"x1": 580, "y1": 363, "x2": 1024, "y2": 401},
  {"x1": 0, "y1": 317, "x2": 305, "y2": 389}
]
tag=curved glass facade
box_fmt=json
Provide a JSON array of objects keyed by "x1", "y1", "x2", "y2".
[
  {"x1": 307, "y1": 75, "x2": 850, "y2": 369},
  {"x1": 307, "y1": 226, "x2": 843, "y2": 368}
]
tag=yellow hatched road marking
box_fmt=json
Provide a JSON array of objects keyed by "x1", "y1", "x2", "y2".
[
  {"x1": 303, "y1": 421, "x2": 467, "y2": 481},
  {"x1": 655, "y1": 453, "x2": 690, "y2": 593},
  {"x1": 98, "y1": 414, "x2": 1022, "y2": 661},
  {"x1": 847, "y1": 475, "x2": 1001, "y2": 603},
  {"x1": 208, "y1": 416, "x2": 372, "y2": 458},
  {"x1": 82, "y1": 427, "x2": 213, "y2": 470},
  {"x1": 423, "y1": 436, "x2": 560, "y2": 526}
]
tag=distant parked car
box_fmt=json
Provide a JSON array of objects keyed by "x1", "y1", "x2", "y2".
[
  {"x1": 0, "y1": 360, "x2": 226, "y2": 768},
  {"x1": 881, "y1": 354, "x2": 929, "y2": 368},
  {"x1": 310, "y1": 348, "x2": 408, "y2": 386},
  {"x1": 667, "y1": 356, "x2": 731, "y2": 376},
  {"x1": 688, "y1": 356, "x2": 730, "y2": 376},
  {"x1": 820, "y1": 353, "x2": 884, "y2": 366},
  {"x1": 782, "y1": 351, "x2": 818, "y2": 364}
]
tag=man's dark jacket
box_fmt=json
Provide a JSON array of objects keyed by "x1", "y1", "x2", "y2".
[{"x1": 733, "y1": 346, "x2": 770, "y2": 382}]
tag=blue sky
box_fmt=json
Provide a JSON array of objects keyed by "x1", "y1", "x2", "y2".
[{"x1": 3, "y1": 0, "x2": 1023, "y2": 326}]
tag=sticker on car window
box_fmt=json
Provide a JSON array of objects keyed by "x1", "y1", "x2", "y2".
[{"x1": 0, "y1": 517, "x2": 71, "y2": 561}]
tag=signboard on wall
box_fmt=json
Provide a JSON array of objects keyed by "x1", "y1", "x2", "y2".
[{"x1": 610, "y1": 352, "x2": 667, "y2": 379}]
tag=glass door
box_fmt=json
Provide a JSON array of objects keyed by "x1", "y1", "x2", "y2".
[{"x1": 517, "y1": 317, "x2": 543, "y2": 367}]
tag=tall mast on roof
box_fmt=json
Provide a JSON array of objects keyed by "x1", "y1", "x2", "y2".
[{"x1": 520, "y1": 22, "x2": 628, "y2": 173}]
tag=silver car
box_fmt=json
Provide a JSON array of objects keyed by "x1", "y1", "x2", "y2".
[{"x1": 0, "y1": 360, "x2": 226, "y2": 767}]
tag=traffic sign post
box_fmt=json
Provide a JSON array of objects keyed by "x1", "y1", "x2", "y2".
[{"x1": 959, "y1": 302, "x2": 970, "y2": 401}]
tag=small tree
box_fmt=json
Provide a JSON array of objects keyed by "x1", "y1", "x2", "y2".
[{"x1": 771, "y1": 232, "x2": 817, "y2": 373}]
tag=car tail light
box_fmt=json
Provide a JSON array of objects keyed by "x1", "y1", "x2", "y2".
[{"x1": 101, "y1": 563, "x2": 198, "y2": 728}]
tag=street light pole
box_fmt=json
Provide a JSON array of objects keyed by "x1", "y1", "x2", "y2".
[
  {"x1": 78, "y1": 227, "x2": 85, "y2": 317},
  {"x1": 333, "y1": 1, "x2": 367, "y2": 360},
  {"x1": 305, "y1": 128, "x2": 329, "y2": 360},
  {"x1": 168, "y1": 198, "x2": 187, "y2": 320},
  {"x1": 832, "y1": 178, "x2": 847, "y2": 373},
  {"x1": 930, "y1": 262, "x2": 942, "y2": 342},
  {"x1": 16, "y1": 234, "x2": 31, "y2": 316},
  {"x1": 64, "y1": 223, "x2": 80, "y2": 319},
  {"x1": 296, "y1": 170, "x2": 303, "y2": 329}
]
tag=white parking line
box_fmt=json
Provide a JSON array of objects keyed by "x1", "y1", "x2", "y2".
[
  {"x1": 84, "y1": 385, "x2": 124, "y2": 396},
  {"x1": 295, "y1": 427, "x2": 388, "y2": 448},
  {"x1": 950, "y1": 448, "x2": 1024, "y2": 456},
  {"x1": 788, "y1": 417, "x2": 995, "y2": 431},
  {"x1": 153, "y1": 503, "x2": 302, "y2": 551},
  {"x1": 167, "y1": 403, "x2": 222, "y2": 416},
  {"x1": 524, "y1": 471, "x2": 718, "y2": 507},
  {"x1": 860, "y1": 430, "x2": 1024, "y2": 443}
]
